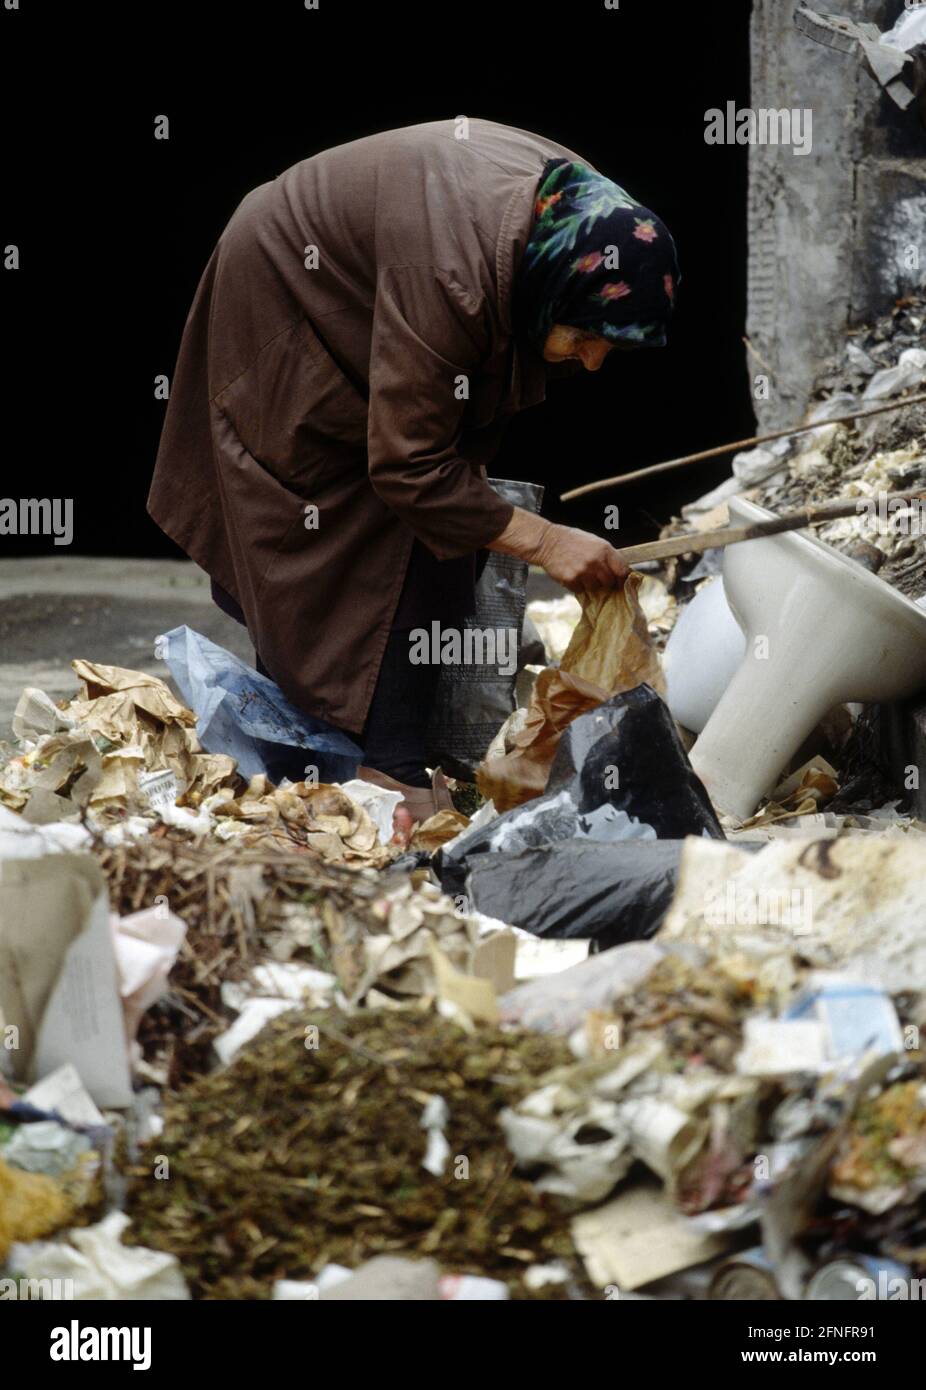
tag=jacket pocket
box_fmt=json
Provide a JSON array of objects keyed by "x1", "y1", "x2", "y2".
[{"x1": 214, "y1": 318, "x2": 368, "y2": 497}]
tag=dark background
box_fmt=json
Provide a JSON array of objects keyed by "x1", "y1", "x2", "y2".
[{"x1": 3, "y1": 0, "x2": 754, "y2": 556}]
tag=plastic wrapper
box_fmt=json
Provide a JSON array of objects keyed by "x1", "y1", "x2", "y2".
[
  {"x1": 161, "y1": 626, "x2": 362, "y2": 784},
  {"x1": 426, "y1": 479, "x2": 544, "y2": 780},
  {"x1": 476, "y1": 575, "x2": 665, "y2": 812}
]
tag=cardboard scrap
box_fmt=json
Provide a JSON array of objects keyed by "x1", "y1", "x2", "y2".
[
  {"x1": 0, "y1": 854, "x2": 132, "y2": 1107},
  {"x1": 571, "y1": 1184, "x2": 730, "y2": 1291},
  {"x1": 660, "y1": 834, "x2": 926, "y2": 993},
  {"x1": 429, "y1": 941, "x2": 501, "y2": 1026}
]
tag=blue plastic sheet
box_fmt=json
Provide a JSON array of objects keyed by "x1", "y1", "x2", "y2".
[{"x1": 161, "y1": 626, "x2": 362, "y2": 784}]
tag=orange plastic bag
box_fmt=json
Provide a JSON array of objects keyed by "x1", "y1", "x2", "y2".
[{"x1": 477, "y1": 575, "x2": 665, "y2": 813}]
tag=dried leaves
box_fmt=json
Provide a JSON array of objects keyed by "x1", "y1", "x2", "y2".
[
  {"x1": 124, "y1": 1010, "x2": 577, "y2": 1299},
  {"x1": 95, "y1": 831, "x2": 391, "y2": 1082}
]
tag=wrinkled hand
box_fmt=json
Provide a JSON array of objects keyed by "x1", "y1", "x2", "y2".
[{"x1": 533, "y1": 523, "x2": 629, "y2": 593}]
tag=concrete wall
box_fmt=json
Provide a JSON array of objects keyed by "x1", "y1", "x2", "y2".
[{"x1": 748, "y1": 0, "x2": 926, "y2": 429}]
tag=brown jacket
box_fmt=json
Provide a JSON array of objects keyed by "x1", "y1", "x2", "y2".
[{"x1": 148, "y1": 119, "x2": 583, "y2": 733}]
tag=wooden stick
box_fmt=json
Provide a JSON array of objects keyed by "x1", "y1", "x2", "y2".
[
  {"x1": 560, "y1": 392, "x2": 926, "y2": 501},
  {"x1": 620, "y1": 491, "x2": 926, "y2": 566}
]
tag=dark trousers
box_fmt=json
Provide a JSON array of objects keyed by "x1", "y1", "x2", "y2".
[{"x1": 212, "y1": 541, "x2": 481, "y2": 788}]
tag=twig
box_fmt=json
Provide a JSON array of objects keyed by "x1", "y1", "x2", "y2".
[{"x1": 561, "y1": 392, "x2": 926, "y2": 500}]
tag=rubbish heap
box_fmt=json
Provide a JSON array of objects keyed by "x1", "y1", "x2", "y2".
[
  {"x1": 123, "y1": 1010, "x2": 579, "y2": 1300},
  {"x1": 661, "y1": 294, "x2": 926, "y2": 601},
  {"x1": 1, "y1": 301, "x2": 925, "y2": 1301}
]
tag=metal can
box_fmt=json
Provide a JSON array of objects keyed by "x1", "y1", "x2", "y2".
[
  {"x1": 806, "y1": 1254, "x2": 911, "y2": 1301},
  {"x1": 709, "y1": 1247, "x2": 782, "y2": 1300}
]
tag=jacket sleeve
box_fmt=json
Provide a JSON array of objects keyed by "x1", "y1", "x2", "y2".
[{"x1": 367, "y1": 264, "x2": 515, "y2": 560}]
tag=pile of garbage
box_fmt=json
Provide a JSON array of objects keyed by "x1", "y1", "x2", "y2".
[
  {"x1": 2, "y1": 620, "x2": 923, "y2": 1301},
  {"x1": 498, "y1": 932, "x2": 926, "y2": 1298},
  {"x1": 1, "y1": 299, "x2": 925, "y2": 1300},
  {"x1": 123, "y1": 1009, "x2": 578, "y2": 1300},
  {"x1": 96, "y1": 831, "x2": 517, "y2": 1085},
  {"x1": 0, "y1": 660, "x2": 426, "y2": 866},
  {"x1": 664, "y1": 294, "x2": 926, "y2": 601}
]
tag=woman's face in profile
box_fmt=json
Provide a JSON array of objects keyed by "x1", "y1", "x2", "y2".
[{"x1": 541, "y1": 324, "x2": 617, "y2": 371}]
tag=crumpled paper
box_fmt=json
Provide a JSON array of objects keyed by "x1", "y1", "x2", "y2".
[
  {"x1": 738, "y1": 756, "x2": 840, "y2": 828},
  {"x1": 1, "y1": 664, "x2": 237, "y2": 821},
  {"x1": 207, "y1": 776, "x2": 393, "y2": 864},
  {"x1": 477, "y1": 577, "x2": 665, "y2": 812},
  {"x1": 110, "y1": 905, "x2": 187, "y2": 1058},
  {"x1": 503, "y1": 1039, "x2": 761, "y2": 1207},
  {"x1": 69, "y1": 660, "x2": 197, "y2": 735},
  {"x1": 1, "y1": 668, "x2": 408, "y2": 863},
  {"x1": 268, "y1": 874, "x2": 515, "y2": 1007},
  {"x1": 9, "y1": 1210, "x2": 190, "y2": 1299},
  {"x1": 410, "y1": 809, "x2": 471, "y2": 851},
  {"x1": 70, "y1": 660, "x2": 237, "y2": 807}
]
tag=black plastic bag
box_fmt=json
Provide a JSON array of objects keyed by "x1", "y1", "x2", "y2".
[
  {"x1": 464, "y1": 839, "x2": 685, "y2": 947},
  {"x1": 546, "y1": 683, "x2": 725, "y2": 838},
  {"x1": 437, "y1": 683, "x2": 723, "y2": 900}
]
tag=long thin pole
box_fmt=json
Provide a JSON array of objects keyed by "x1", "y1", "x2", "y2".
[
  {"x1": 620, "y1": 491, "x2": 926, "y2": 566},
  {"x1": 560, "y1": 392, "x2": 926, "y2": 501}
]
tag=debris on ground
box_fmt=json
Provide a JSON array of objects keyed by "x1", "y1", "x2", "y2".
[
  {"x1": 498, "y1": 944, "x2": 926, "y2": 1297},
  {"x1": 660, "y1": 295, "x2": 926, "y2": 605},
  {"x1": 0, "y1": 296, "x2": 924, "y2": 1301},
  {"x1": 0, "y1": 1159, "x2": 73, "y2": 1262},
  {"x1": 7, "y1": 1211, "x2": 190, "y2": 1300},
  {"x1": 121, "y1": 1009, "x2": 579, "y2": 1300},
  {"x1": 0, "y1": 662, "x2": 410, "y2": 866},
  {"x1": 91, "y1": 831, "x2": 517, "y2": 1085}
]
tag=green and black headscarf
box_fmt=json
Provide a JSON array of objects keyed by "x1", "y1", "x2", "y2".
[{"x1": 517, "y1": 158, "x2": 679, "y2": 350}]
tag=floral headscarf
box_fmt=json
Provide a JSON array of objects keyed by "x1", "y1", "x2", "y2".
[{"x1": 517, "y1": 158, "x2": 679, "y2": 350}]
